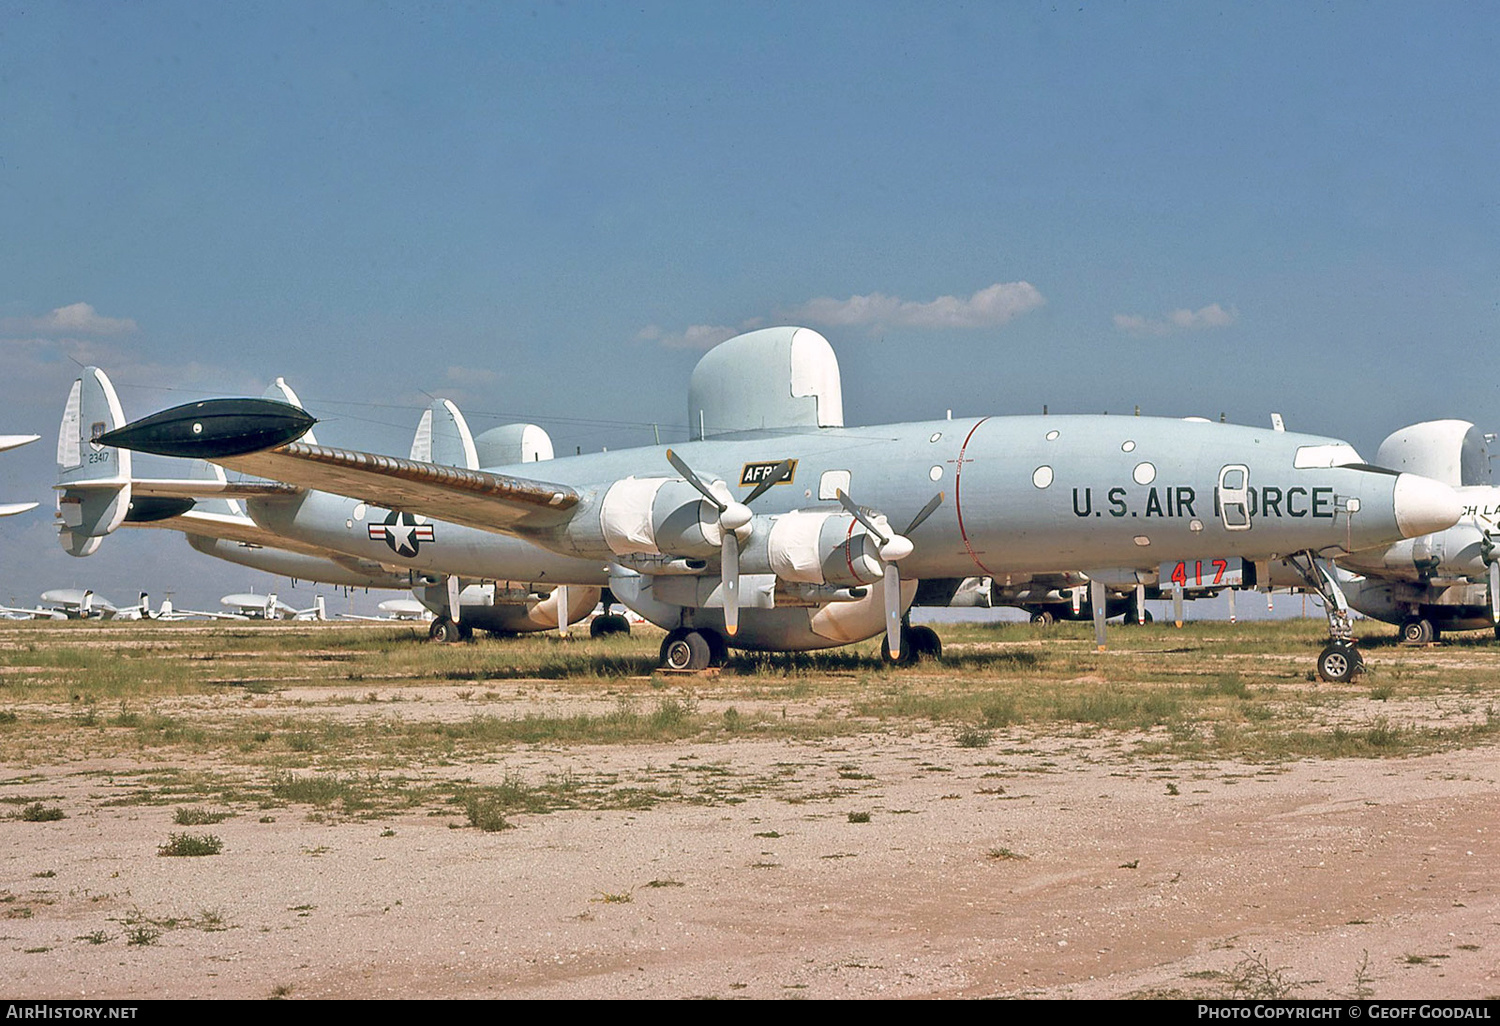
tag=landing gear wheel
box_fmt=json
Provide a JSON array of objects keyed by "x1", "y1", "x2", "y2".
[
  {"x1": 908, "y1": 625, "x2": 942, "y2": 661},
  {"x1": 1316, "y1": 642, "x2": 1364, "y2": 684},
  {"x1": 458, "y1": 623, "x2": 474, "y2": 642},
  {"x1": 589, "y1": 614, "x2": 630, "y2": 638},
  {"x1": 661, "y1": 629, "x2": 713, "y2": 670},
  {"x1": 1030, "y1": 610, "x2": 1055, "y2": 625},
  {"x1": 429, "y1": 616, "x2": 463, "y2": 644},
  {"x1": 705, "y1": 630, "x2": 729, "y2": 667},
  {"x1": 1400, "y1": 618, "x2": 1435, "y2": 645}
]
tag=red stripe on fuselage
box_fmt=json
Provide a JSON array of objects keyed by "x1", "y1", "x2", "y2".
[{"x1": 953, "y1": 417, "x2": 996, "y2": 577}]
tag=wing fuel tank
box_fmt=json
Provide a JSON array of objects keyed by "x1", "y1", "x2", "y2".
[{"x1": 98, "y1": 399, "x2": 317, "y2": 459}]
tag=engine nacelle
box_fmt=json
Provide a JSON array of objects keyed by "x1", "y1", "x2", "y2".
[
  {"x1": 599, "y1": 477, "x2": 730, "y2": 560},
  {"x1": 1343, "y1": 524, "x2": 1489, "y2": 581},
  {"x1": 744, "y1": 509, "x2": 886, "y2": 588}
]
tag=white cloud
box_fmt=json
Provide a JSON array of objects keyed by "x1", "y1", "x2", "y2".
[
  {"x1": 639, "y1": 282, "x2": 1045, "y2": 349},
  {"x1": 20, "y1": 302, "x2": 138, "y2": 335},
  {"x1": 787, "y1": 281, "x2": 1046, "y2": 330},
  {"x1": 636, "y1": 323, "x2": 745, "y2": 351},
  {"x1": 1114, "y1": 303, "x2": 1236, "y2": 337}
]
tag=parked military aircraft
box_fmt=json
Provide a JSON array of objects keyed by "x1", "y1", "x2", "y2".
[
  {"x1": 86, "y1": 326, "x2": 1462, "y2": 681},
  {"x1": 340, "y1": 598, "x2": 431, "y2": 622},
  {"x1": 1327, "y1": 420, "x2": 1500, "y2": 643},
  {"x1": 0, "y1": 588, "x2": 148, "y2": 620},
  {"x1": 1, "y1": 434, "x2": 41, "y2": 516}
]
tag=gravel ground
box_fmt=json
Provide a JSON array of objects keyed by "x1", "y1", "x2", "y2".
[{"x1": 2, "y1": 696, "x2": 1495, "y2": 1000}]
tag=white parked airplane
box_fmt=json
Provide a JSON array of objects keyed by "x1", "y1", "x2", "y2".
[{"x1": 89, "y1": 325, "x2": 1463, "y2": 681}]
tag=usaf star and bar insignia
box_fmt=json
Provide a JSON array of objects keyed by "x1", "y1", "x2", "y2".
[{"x1": 368, "y1": 510, "x2": 434, "y2": 556}]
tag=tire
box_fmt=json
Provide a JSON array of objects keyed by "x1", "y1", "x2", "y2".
[
  {"x1": 1400, "y1": 618, "x2": 1434, "y2": 645},
  {"x1": 590, "y1": 614, "x2": 630, "y2": 638},
  {"x1": 705, "y1": 630, "x2": 729, "y2": 667},
  {"x1": 1316, "y1": 643, "x2": 1362, "y2": 684},
  {"x1": 908, "y1": 625, "x2": 942, "y2": 661},
  {"x1": 1029, "y1": 610, "x2": 1055, "y2": 625},
  {"x1": 429, "y1": 617, "x2": 462, "y2": 644},
  {"x1": 662, "y1": 630, "x2": 712, "y2": 670}
]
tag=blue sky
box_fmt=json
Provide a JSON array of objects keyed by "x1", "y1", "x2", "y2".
[{"x1": 2, "y1": 1, "x2": 1497, "y2": 610}]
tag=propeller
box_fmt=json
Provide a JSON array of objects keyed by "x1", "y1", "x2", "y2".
[
  {"x1": 1481, "y1": 530, "x2": 1500, "y2": 624},
  {"x1": 665, "y1": 450, "x2": 791, "y2": 635},
  {"x1": 835, "y1": 490, "x2": 944, "y2": 660}
]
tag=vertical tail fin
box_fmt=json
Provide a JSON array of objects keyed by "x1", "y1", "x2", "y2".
[
  {"x1": 410, "y1": 398, "x2": 480, "y2": 469},
  {"x1": 262, "y1": 378, "x2": 318, "y2": 446},
  {"x1": 56, "y1": 368, "x2": 132, "y2": 557}
]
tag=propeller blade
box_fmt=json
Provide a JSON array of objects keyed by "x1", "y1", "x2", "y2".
[
  {"x1": 903, "y1": 492, "x2": 945, "y2": 536},
  {"x1": 722, "y1": 534, "x2": 739, "y2": 636},
  {"x1": 665, "y1": 449, "x2": 727, "y2": 512},
  {"x1": 1490, "y1": 561, "x2": 1499, "y2": 624},
  {"x1": 1090, "y1": 579, "x2": 1107, "y2": 651},
  {"x1": 884, "y1": 563, "x2": 902, "y2": 660},
  {"x1": 743, "y1": 458, "x2": 796, "y2": 504},
  {"x1": 446, "y1": 575, "x2": 461, "y2": 625},
  {"x1": 835, "y1": 489, "x2": 890, "y2": 545}
]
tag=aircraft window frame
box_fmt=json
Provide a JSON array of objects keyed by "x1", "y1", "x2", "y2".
[
  {"x1": 1122, "y1": 440, "x2": 1136, "y2": 453},
  {"x1": 819, "y1": 470, "x2": 851, "y2": 501},
  {"x1": 929, "y1": 466, "x2": 943, "y2": 482},
  {"x1": 1218, "y1": 464, "x2": 1252, "y2": 531},
  {"x1": 1032, "y1": 466, "x2": 1053, "y2": 489},
  {"x1": 1133, "y1": 462, "x2": 1156, "y2": 485},
  {"x1": 1045, "y1": 430, "x2": 1060, "y2": 441}
]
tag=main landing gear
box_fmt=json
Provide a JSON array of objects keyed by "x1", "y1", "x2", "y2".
[
  {"x1": 589, "y1": 589, "x2": 632, "y2": 638},
  {"x1": 1399, "y1": 617, "x2": 1439, "y2": 646},
  {"x1": 1287, "y1": 552, "x2": 1364, "y2": 683},
  {"x1": 659, "y1": 628, "x2": 728, "y2": 671},
  {"x1": 428, "y1": 615, "x2": 473, "y2": 643}
]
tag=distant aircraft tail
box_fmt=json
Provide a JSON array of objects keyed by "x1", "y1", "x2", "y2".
[{"x1": 56, "y1": 368, "x2": 132, "y2": 557}]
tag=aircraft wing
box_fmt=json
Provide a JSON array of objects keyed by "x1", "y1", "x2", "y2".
[
  {"x1": 99, "y1": 400, "x2": 581, "y2": 537},
  {"x1": 216, "y1": 442, "x2": 580, "y2": 534}
]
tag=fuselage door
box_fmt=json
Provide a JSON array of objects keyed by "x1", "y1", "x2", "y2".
[{"x1": 1218, "y1": 464, "x2": 1252, "y2": 531}]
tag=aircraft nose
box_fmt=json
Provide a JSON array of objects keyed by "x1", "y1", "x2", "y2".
[{"x1": 1393, "y1": 473, "x2": 1463, "y2": 538}]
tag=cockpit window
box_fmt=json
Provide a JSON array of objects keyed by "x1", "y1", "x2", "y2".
[{"x1": 1294, "y1": 443, "x2": 1362, "y2": 469}]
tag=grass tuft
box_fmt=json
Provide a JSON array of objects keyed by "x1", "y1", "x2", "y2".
[
  {"x1": 158, "y1": 833, "x2": 223, "y2": 857},
  {"x1": 20, "y1": 803, "x2": 65, "y2": 822}
]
